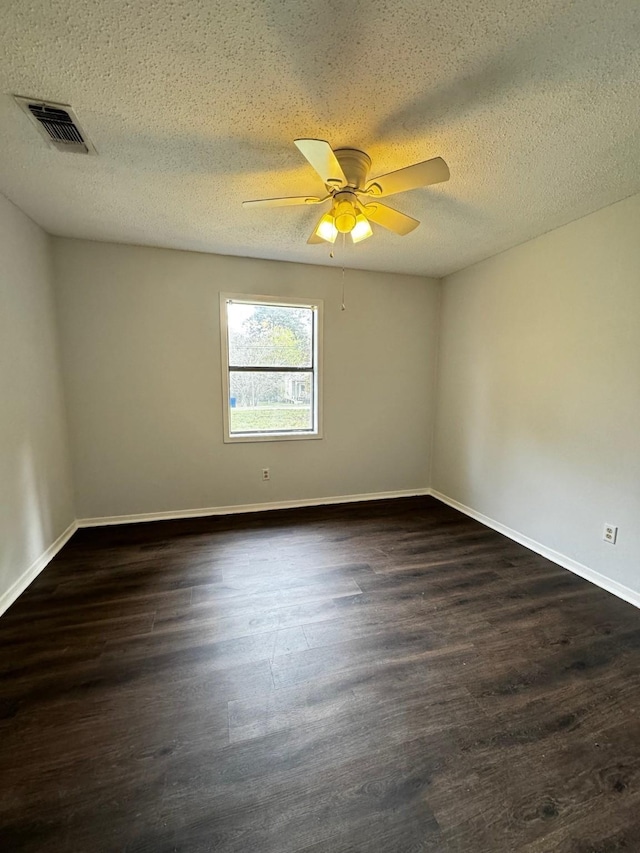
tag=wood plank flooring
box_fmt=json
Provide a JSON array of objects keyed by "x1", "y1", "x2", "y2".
[{"x1": 1, "y1": 496, "x2": 640, "y2": 852}]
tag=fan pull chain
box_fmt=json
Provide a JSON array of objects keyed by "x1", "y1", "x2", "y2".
[
  {"x1": 341, "y1": 232, "x2": 347, "y2": 310},
  {"x1": 328, "y1": 232, "x2": 347, "y2": 309}
]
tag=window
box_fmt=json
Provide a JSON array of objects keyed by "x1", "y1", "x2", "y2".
[{"x1": 220, "y1": 294, "x2": 323, "y2": 442}]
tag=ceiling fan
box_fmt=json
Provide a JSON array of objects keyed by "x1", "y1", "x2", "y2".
[{"x1": 243, "y1": 139, "x2": 450, "y2": 245}]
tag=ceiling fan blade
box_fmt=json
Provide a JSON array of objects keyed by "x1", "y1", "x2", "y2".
[
  {"x1": 294, "y1": 139, "x2": 347, "y2": 188},
  {"x1": 243, "y1": 196, "x2": 323, "y2": 208},
  {"x1": 366, "y1": 157, "x2": 449, "y2": 197},
  {"x1": 362, "y1": 202, "x2": 420, "y2": 236}
]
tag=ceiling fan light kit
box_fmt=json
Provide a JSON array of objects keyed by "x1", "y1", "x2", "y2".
[
  {"x1": 243, "y1": 138, "x2": 450, "y2": 246},
  {"x1": 311, "y1": 196, "x2": 371, "y2": 245}
]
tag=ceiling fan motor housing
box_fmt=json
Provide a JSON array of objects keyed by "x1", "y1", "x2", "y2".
[{"x1": 333, "y1": 148, "x2": 371, "y2": 191}]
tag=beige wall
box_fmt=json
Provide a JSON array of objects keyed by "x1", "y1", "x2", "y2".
[
  {"x1": 6, "y1": 189, "x2": 638, "y2": 609},
  {"x1": 433, "y1": 193, "x2": 640, "y2": 593},
  {"x1": 0, "y1": 194, "x2": 75, "y2": 609},
  {"x1": 53, "y1": 239, "x2": 440, "y2": 519}
]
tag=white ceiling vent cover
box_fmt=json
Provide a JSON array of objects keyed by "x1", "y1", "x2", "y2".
[{"x1": 14, "y1": 97, "x2": 96, "y2": 154}]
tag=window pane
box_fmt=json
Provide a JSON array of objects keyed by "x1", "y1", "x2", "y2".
[
  {"x1": 229, "y1": 371, "x2": 313, "y2": 433},
  {"x1": 227, "y1": 302, "x2": 312, "y2": 368}
]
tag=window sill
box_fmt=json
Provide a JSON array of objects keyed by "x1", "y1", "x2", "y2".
[{"x1": 223, "y1": 431, "x2": 322, "y2": 444}]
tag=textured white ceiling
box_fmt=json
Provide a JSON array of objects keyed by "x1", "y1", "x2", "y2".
[{"x1": 1, "y1": 0, "x2": 639, "y2": 277}]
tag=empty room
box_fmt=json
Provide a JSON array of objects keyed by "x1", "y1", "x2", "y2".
[{"x1": 1, "y1": 1, "x2": 640, "y2": 850}]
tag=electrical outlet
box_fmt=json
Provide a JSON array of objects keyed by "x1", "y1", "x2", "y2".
[
  {"x1": 603, "y1": 524, "x2": 618, "y2": 544},
  {"x1": 262, "y1": 468, "x2": 270, "y2": 481}
]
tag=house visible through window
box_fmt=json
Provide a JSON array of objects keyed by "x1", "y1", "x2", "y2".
[{"x1": 220, "y1": 294, "x2": 322, "y2": 442}]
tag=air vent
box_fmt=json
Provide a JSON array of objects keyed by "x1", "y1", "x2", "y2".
[{"x1": 14, "y1": 96, "x2": 95, "y2": 154}]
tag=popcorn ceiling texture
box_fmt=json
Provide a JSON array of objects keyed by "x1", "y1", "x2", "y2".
[{"x1": 1, "y1": 0, "x2": 639, "y2": 277}]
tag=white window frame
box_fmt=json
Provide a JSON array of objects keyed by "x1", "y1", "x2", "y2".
[{"x1": 220, "y1": 293, "x2": 323, "y2": 443}]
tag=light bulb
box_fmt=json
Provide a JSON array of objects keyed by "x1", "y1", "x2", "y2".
[
  {"x1": 351, "y1": 213, "x2": 373, "y2": 243},
  {"x1": 314, "y1": 213, "x2": 338, "y2": 243}
]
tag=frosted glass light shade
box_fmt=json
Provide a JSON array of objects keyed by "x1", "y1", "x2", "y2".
[
  {"x1": 334, "y1": 199, "x2": 357, "y2": 233},
  {"x1": 351, "y1": 213, "x2": 373, "y2": 243},
  {"x1": 315, "y1": 213, "x2": 338, "y2": 243}
]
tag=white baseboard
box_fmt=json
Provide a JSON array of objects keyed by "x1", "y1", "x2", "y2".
[
  {"x1": 77, "y1": 488, "x2": 433, "y2": 528},
  {"x1": 10, "y1": 490, "x2": 636, "y2": 620},
  {"x1": 0, "y1": 520, "x2": 78, "y2": 617},
  {"x1": 430, "y1": 490, "x2": 640, "y2": 610}
]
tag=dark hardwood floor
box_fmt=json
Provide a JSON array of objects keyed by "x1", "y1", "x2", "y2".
[{"x1": 2, "y1": 496, "x2": 640, "y2": 852}]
